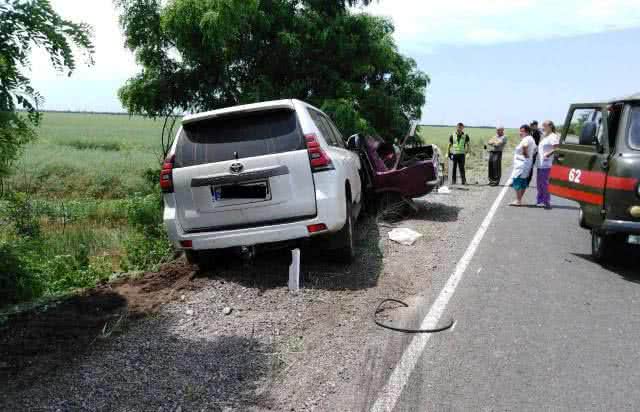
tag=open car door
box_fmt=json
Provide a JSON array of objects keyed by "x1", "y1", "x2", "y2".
[
  {"x1": 393, "y1": 121, "x2": 419, "y2": 168},
  {"x1": 550, "y1": 103, "x2": 610, "y2": 228}
]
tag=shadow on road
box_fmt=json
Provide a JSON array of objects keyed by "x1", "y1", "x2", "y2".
[
  {"x1": 572, "y1": 249, "x2": 640, "y2": 284},
  {"x1": 1, "y1": 262, "x2": 275, "y2": 411},
  {"x1": 509, "y1": 204, "x2": 579, "y2": 211},
  {"x1": 0, "y1": 291, "x2": 128, "y2": 380},
  {"x1": 412, "y1": 201, "x2": 462, "y2": 222},
  {"x1": 197, "y1": 216, "x2": 383, "y2": 291},
  {"x1": 548, "y1": 205, "x2": 580, "y2": 211},
  {"x1": 2, "y1": 313, "x2": 272, "y2": 410}
]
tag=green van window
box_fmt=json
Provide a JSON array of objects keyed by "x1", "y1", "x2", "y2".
[{"x1": 629, "y1": 106, "x2": 640, "y2": 150}]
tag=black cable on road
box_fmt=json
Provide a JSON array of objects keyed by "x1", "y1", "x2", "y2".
[{"x1": 373, "y1": 298, "x2": 454, "y2": 333}]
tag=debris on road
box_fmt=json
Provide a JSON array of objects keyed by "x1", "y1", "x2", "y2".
[
  {"x1": 222, "y1": 307, "x2": 233, "y2": 316},
  {"x1": 374, "y1": 298, "x2": 454, "y2": 333},
  {"x1": 436, "y1": 186, "x2": 451, "y2": 194},
  {"x1": 388, "y1": 228, "x2": 423, "y2": 246}
]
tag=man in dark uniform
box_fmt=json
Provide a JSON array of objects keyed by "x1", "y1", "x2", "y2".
[
  {"x1": 526, "y1": 120, "x2": 542, "y2": 186},
  {"x1": 448, "y1": 122, "x2": 470, "y2": 185}
]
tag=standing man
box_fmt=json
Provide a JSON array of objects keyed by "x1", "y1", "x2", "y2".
[
  {"x1": 448, "y1": 122, "x2": 470, "y2": 185},
  {"x1": 526, "y1": 120, "x2": 542, "y2": 186},
  {"x1": 486, "y1": 125, "x2": 507, "y2": 186}
]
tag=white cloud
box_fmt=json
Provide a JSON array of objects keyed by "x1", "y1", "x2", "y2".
[
  {"x1": 30, "y1": 0, "x2": 137, "y2": 82},
  {"x1": 28, "y1": 0, "x2": 138, "y2": 111},
  {"x1": 362, "y1": 0, "x2": 640, "y2": 53},
  {"x1": 31, "y1": 0, "x2": 640, "y2": 81},
  {"x1": 465, "y1": 28, "x2": 512, "y2": 45}
]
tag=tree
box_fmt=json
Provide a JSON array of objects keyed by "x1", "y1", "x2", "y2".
[
  {"x1": 0, "y1": 0, "x2": 94, "y2": 183},
  {"x1": 115, "y1": 0, "x2": 428, "y2": 153}
]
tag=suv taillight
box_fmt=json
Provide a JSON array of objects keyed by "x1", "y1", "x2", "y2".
[
  {"x1": 160, "y1": 154, "x2": 175, "y2": 193},
  {"x1": 305, "y1": 134, "x2": 333, "y2": 172}
]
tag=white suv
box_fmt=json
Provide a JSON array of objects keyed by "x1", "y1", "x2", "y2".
[{"x1": 161, "y1": 99, "x2": 363, "y2": 265}]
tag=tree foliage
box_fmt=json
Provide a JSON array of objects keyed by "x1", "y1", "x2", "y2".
[
  {"x1": 116, "y1": 0, "x2": 428, "y2": 147},
  {"x1": 0, "y1": 0, "x2": 94, "y2": 181}
]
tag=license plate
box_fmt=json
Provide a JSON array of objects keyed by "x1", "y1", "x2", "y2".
[
  {"x1": 212, "y1": 181, "x2": 269, "y2": 201},
  {"x1": 628, "y1": 235, "x2": 640, "y2": 245}
]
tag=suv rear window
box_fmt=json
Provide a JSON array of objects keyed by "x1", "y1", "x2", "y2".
[
  {"x1": 176, "y1": 109, "x2": 304, "y2": 167},
  {"x1": 629, "y1": 106, "x2": 640, "y2": 150}
]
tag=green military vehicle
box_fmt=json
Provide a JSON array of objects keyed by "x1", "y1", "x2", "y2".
[{"x1": 550, "y1": 93, "x2": 640, "y2": 262}]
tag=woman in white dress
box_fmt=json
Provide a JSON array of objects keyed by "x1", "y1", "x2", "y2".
[
  {"x1": 508, "y1": 124, "x2": 537, "y2": 206},
  {"x1": 536, "y1": 121, "x2": 560, "y2": 208}
]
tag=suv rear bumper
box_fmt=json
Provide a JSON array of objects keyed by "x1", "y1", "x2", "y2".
[
  {"x1": 163, "y1": 173, "x2": 348, "y2": 250},
  {"x1": 602, "y1": 219, "x2": 640, "y2": 235},
  {"x1": 168, "y1": 216, "x2": 327, "y2": 250}
]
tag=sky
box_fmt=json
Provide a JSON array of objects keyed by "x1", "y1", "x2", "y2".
[{"x1": 30, "y1": 0, "x2": 640, "y2": 127}]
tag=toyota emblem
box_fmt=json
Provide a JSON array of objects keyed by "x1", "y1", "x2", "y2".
[{"x1": 229, "y1": 163, "x2": 244, "y2": 174}]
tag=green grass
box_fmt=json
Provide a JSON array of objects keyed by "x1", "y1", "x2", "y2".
[
  {"x1": 418, "y1": 125, "x2": 519, "y2": 183},
  {"x1": 34, "y1": 112, "x2": 164, "y2": 149},
  {"x1": 32, "y1": 198, "x2": 129, "y2": 224},
  {"x1": 41, "y1": 222, "x2": 131, "y2": 263},
  {"x1": 0, "y1": 113, "x2": 175, "y2": 306},
  {"x1": 9, "y1": 114, "x2": 519, "y2": 196},
  {"x1": 62, "y1": 139, "x2": 123, "y2": 152},
  {"x1": 7, "y1": 112, "x2": 168, "y2": 198}
]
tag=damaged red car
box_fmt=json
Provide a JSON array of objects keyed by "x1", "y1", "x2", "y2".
[{"x1": 346, "y1": 123, "x2": 444, "y2": 208}]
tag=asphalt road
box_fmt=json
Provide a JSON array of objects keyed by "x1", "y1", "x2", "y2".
[{"x1": 369, "y1": 186, "x2": 640, "y2": 411}]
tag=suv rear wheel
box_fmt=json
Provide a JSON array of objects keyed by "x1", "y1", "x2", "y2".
[
  {"x1": 185, "y1": 249, "x2": 216, "y2": 270},
  {"x1": 334, "y1": 196, "x2": 355, "y2": 263}
]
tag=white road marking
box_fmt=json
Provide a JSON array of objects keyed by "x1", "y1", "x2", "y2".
[{"x1": 371, "y1": 184, "x2": 510, "y2": 412}]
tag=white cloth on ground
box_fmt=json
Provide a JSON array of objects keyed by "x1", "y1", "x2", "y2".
[{"x1": 388, "y1": 228, "x2": 423, "y2": 246}]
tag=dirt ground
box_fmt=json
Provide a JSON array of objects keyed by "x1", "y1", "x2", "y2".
[{"x1": 1, "y1": 180, "x2": 496, "y2": 411}]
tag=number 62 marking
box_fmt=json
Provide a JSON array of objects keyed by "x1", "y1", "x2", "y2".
[{"x1": 568, "y1": 168, "x2": 582, "y2": 184}]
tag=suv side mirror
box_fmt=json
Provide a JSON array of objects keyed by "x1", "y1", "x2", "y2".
[{"x1": 346, "y1": 134, "x2": 360, "y2": 150}]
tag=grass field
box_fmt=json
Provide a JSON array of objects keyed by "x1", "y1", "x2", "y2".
[
  {"x1": 9, "y1": 114, "x2": 520, "y2": 196},
  {"x1": 418, "y1": 125, "x2": 519, "y2": 184},
  {"x1": 8, "y1": 112, "x2": 166, "y2": 199},
  {"x1": 1, "y1": 113, "x2": 174, "y2": 306}
]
